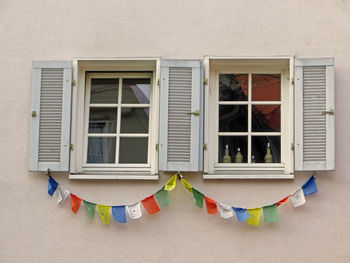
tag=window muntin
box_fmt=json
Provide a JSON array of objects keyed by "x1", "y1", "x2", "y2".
[{"x1": 83, "y1": 73, "x2": 152, "y2": 167}]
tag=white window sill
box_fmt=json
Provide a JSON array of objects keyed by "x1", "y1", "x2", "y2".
[
  {"x1": 69, "y1": 172, "x2": 159, "y2": 180},
  {"x1": 204, "y1": 171, "x2": 294, "y2": 179}
]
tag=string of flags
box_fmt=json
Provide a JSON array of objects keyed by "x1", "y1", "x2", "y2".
[{"x1": 46, "y1": 171, "x2": 318, "y2": 226}]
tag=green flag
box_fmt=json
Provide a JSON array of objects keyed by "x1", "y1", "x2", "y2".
[
  {"x1": 263, "y1": 204, "x2": 279, "y2": 223},
  {"x1": 83, "y1": 200, "x2": 96, "y2": 218},
  {"x1": 154, "y1": 188, "x2": 171, "y2": 207},
  {"x1": 192, "y1": 188, "x2": 204, "y2": 208}
]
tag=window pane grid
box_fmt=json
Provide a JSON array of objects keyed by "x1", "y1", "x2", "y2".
[{"x1": 217, "y1": 73, "x2": 281, "y2": 164}]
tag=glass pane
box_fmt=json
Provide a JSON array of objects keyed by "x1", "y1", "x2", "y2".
[
  {"x1": 251, "y1": 136, "x2": 280, "y2": 163},
  {"x1": 89, "y1": 108, "x2": 117, "y2": 133},
  {"x1": 122, "y1": 78, "x2": 151, "y2": 104},
  {"x1": 219, "y1": 74, "x2": 248, "y2": 101},
  {"x1": 119, "y1": 138, "x2": 148, "y2": 164},
  {"x1": 120, "y1": 107, "x2": 149, "y2": 133},
  {"x1": 252, "y1": 105, "x2": 280, "y2": 132},
  {"x1": 219, "y1": 105, "x2": 248, "y2": 132},
  {"x1": 87, "y1": 137, "x2": 116, "y2": 163},
  {"x1": 252, "y1": 74, "x2": 280, "y2": 101},
  {"x1": 218, "y1": 136, "x2": 248, "y2": 163},
  {"x1": 90, "y1": 78, "x2": 119, "y2": 104}
]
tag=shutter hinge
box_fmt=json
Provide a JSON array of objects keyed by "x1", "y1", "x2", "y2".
[
  {"x1": 157, "y1": 79, "x2": 160, "y2": 86},
  {"x1": 291, "y1": 143, "x2": 294, "y2": 151},
  {"x1": 72, "y1": 79, "x2": 76, "y2": 87},
  {"x1": 291, "y1": 78, "x2": 294, "y2": 85},
  {"x1": 203, "y1": 143, "x2": 207, "y2": 151},
  {"x1": 203, "y1": 78, "x2": 208, "y2": 86},
  {"x1": 70, "y1": 144, "x2": 74, "y2": 151},
  {"x1": 321, "y1": 109, "x2": 335, "y2": 115},
  {"x1": 156, "y1": 143, "x2": 159, "y2": 151}
]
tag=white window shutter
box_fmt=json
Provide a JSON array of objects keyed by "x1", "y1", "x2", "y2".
[
  {"x1": 159, "y1": 60, "x2": 203, "y2": 172},
  {"x1": 295, "y1": 58, "x2": 335, "y2": 171},
  {"x1": 29, "y1": 61, "x2": 72, "y2": 172}
]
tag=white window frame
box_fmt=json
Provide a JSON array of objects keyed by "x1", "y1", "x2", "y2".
[
  {"x1": 204, "y1": 57, "x2": 294, "y2": 179},
  {"x1": 69, "y1": 58, "x2": 160, "y2": 180}
]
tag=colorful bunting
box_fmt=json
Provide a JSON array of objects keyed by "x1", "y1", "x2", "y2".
[
  {"x1": 205, "y1": 196, "x2": 218, "y2": 214},
  {"x1": 192, "y1": 188, "x2": 204, "y2": 208},
  {"x1": 83, "y1": 201, "x2": 96, "y2": 218},
  {"x1": 247, "y1": 208, "x2": 262, "y2": 226},
  {"x1": 181, "y1": 178, "x2": 193, "y2": 193},
  {"x1": 263, "y1": 204, "x2": 279, "y2": 223},
  {"x1": 70, "y1": 194, "x2": 82, "y2": 214},
  {"x1": 141, "y1": 195, "x2": 160, "y2": 215},
  {"x1": 232, "y1": 207, "x2": 250, "y2": 222},
  {"x1": 112, "y1": 206, "x2": 127, "y2": 223},
  {"x1": 217, "y1": 203, "x2": 234, "y2": 219},
  {"x1": 277, "y1": 196, "x2": 289, "y2": 207},
  {"x1": 291, "y1": 188, "x2": 306, "y2": 207},
  {"x1": 154, "y1": 188, "x2": 171, "y2": 207},
  {"x1": 56, "y1": 185, "x2": 69, "y2": 204},
  {"x1": 164, "y1": 174, "x2": 177, "y2": 191},
  {"x1": 97, "y1": 205, "x2": 111, "y2": 225},
  {"x1": 302, "y1": 176, "x2": 318, "y2": 196},
  {"x1": 127, "y1": 203, "x2": 142, "y2": 219},
  {"x1": 48, "y1": 176, "x2": 58, "y2": 196}
]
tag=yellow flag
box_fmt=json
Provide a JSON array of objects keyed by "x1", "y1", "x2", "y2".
[
  {"x1": 164, "y1": 174, "x2": 177, "y2": 191},
  {"x1": 247, "y1": 208, "x2": 262, "y2": 226},
  {"x1": 97, "y1": 205, "x2": 111, "y2": 225},
  {"x1": 181, "y1": 178, "x2": 193, "y2": 193}
]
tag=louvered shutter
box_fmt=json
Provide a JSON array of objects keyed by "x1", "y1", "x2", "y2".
[
  {"x1": 29, "y1": 61, "x2": 72, "y2": 172},
  {"x1": 295, "y1": 58, "x2": 335, "y2": 171},
  {"x1": 159, "y1": 60, "x2": 203, "y2": 172}
]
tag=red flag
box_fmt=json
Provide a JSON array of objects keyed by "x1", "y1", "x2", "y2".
[
  {"x1": 205, "y1": 196, "x2": 218, "y2": 214},
  {"x1": 277, "y1": 195, "x2": 290, "y2": 207},
  {"x1": 141, "y1": 195, "x2": 160, "y2": 215},
  {"x1": 70, "y1": 193, "x2": 82, "y2": 214}
]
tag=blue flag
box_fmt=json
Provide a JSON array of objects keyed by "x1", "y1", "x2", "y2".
[
  {"x1": 48, "y1": 176, "x2": 58, "y2": 196},
  {"x1": 232, "y1": 207, "x2": 250, "y2": 222},
  {"x1": 112, "y1": 206, "x2": 127, "y2": 223},
  {"x1": 302, "y1": 176, "x2": 318, "y2": 196}
]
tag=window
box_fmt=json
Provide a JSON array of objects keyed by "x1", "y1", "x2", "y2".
[
  {"x1": 29, "y1": 57, "x2": 334, "y2": 179},
  {"x1": 204, "y1": 58, "x2": 294, "y2": 178}
]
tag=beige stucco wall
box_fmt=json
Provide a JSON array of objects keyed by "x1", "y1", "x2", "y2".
[{"x1": 1, "y1": 0, "x2": 350, "y2": 262}]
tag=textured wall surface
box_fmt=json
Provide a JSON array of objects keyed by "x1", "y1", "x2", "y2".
[{"x1": 1, "y1": 0, "x2": 350, "y2": 262}]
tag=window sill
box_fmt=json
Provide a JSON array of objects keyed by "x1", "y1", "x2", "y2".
[
  {"x1": 204, "y1": 170, "x2": 294, "y2": 179},
  {"x1": 69, "y1": 172, "x2": 159, "y2": 180}
]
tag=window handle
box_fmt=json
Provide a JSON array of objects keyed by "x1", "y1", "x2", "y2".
[{"x1": 186, "y1": 110, "x2": 200, "y2": 116}]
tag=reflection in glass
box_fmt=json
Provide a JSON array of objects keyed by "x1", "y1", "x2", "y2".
[
  {"x1": 122, "y1": 78, "x2": 151, "y2": 104},
  {"x1": 219, "y1": 74, "x2": 248, "y2": 101},
  {"x1": 219, "y1": 105, "x2": 248, "y2": 132},
  {"x1": 218, "y1": 136, "x2": 248, "y2": 163},
  {"x1": 251, "y1": 136, "x2": 280, "y2": 163},
  {"x1": 120, "y1": 107, "x2": 149, "y2": 133},
  {"x1": 90, "y1": 78, "x2": 119, "y2": 104},
  {"x1": 252, "y1": 105, "x2": 280, "y2": 132},
  {"x1": 119, "y1": 137, "x2": 148, "y2": 163},
  {"x1": 252, "y1": 74, "x2": 281, "y2": 101},
  {"x1": 89, "y1": 108, "x2": 117, "y2": 133},
  {"x1": 87, "y1": 137, "x2": 116, "y2": 163}
]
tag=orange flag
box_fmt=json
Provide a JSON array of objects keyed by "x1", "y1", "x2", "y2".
[
  {"x1": 70, "y1": 194, "x2": 82, "y2": 214},
  {"x1": 141, "y1": 195, "x2": 160, "y2": 215},
  {"x1": 205, "y1": 196, "x2": 218, "y2": 214},
  {"x1": 277, "y1": 195, "x2": 290, "y2": 207}
]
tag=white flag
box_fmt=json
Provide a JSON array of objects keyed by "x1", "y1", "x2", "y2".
[
  {"x1": 217, "y1": 203, "x2": 234, "y2": 219},
  {"x1": 127, "y1": 202, "x2": 142, "y2": 219},
  {"x1": 291, "y1": 188, "x2": 306, "y2": 207},
  {"x1": 56, "y1": 186, "x2": 70, "y2": 204}
]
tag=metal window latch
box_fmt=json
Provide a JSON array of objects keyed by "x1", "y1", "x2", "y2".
[
  {"x1": 203, "y1": 78, "x2": 208, "y2": 86},
  {"x1": 186, "y1": 110, "x2": 200, "y2": 116},
  {"x1": 156, "y1": 144, "x2": 159, "y2": 151},
  {"x1": 321, "y1": 109, "x2": 334, "y2": 115},
  {"x1": 31, "y1": 111, "x2": 37, "y2": 117},
  {"x1": 203, "y1": 143, "x2": 207, "y2": 151}
]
